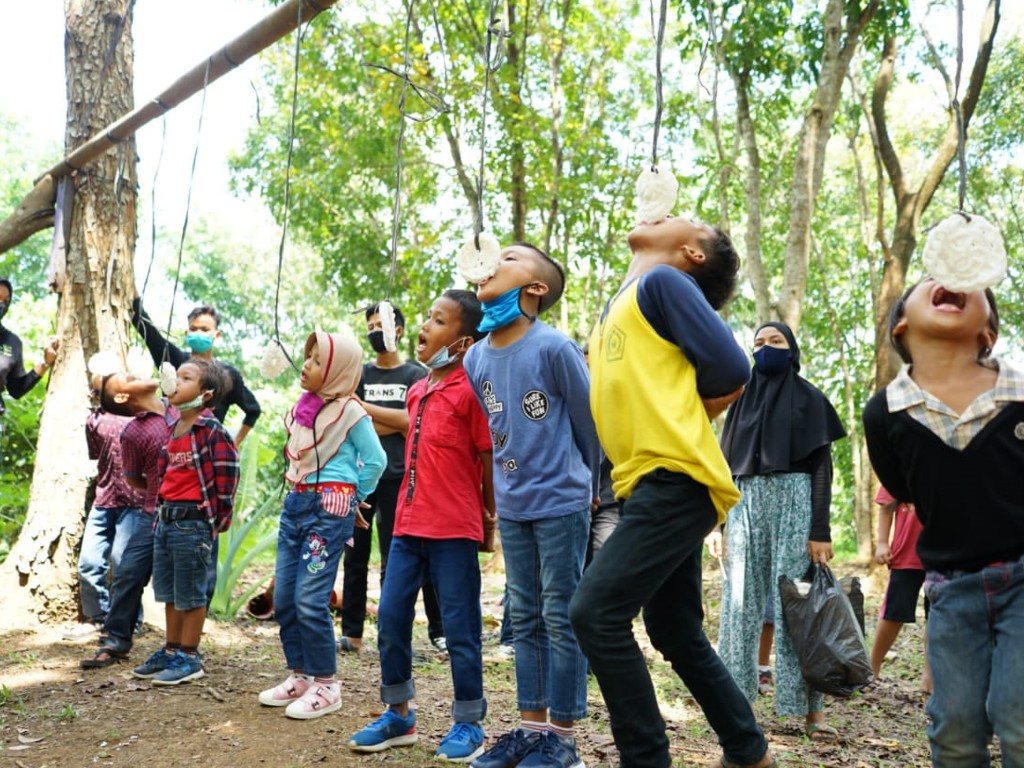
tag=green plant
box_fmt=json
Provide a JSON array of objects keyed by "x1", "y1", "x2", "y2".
[
  {"x1": 0, "y1": 684, "x2": 12, "y2": 705},
  {"x1": 209, "y1": 434, "x2": 282, "y2": 620},
  {"x1": 57, "y1": 703, "x2": 80, "y2": 720}
]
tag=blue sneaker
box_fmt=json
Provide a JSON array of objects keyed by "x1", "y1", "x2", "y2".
[
  {"x1": 470, "y1": 728, "x2": 543, "y2": 768},
  {"x1": 517, "y1": 732, "x2": 585, "y2": 768},
  {"x1": 151, "y1": 651, "x2": 205, "y2": 686},
  {"x1": 132, "y1": 648, "x2": 173, "y2": 679},
  {"x1": 436, "y1": 721, "x2": 485, "y2": 762},
  {"x1": 348, "y1": 709, "x2": 418, "y2": 752}
]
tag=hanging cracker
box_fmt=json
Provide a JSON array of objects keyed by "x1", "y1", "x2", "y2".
[
  {"x1": 378, "y1": 300, "x2": 398, "y2": 352},
  {"x1": 922, "y1": 213, "x2": 1006, "y2": 293},
  {"x1": 458, "y1": 231, "x2": 501, "y2": 284},
  {"x1": 260, "y1": 340, "x2": 292, "y2": 379},
  {"x1": 635, "y1": 166, "x2": 679, "y2": 225},
  {"x1": 160, "y1": 361, "x2": 178, "y2": 396}
]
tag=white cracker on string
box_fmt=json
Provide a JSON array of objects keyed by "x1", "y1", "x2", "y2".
[
  {"x1": 457, "y1": 231, "x2": 501, "y2": 284},
  {"x1": 260, "y1": 340, "x2": 291, "y2": 379},
  {"x1": 159, "y1": 361, "x2": 178, "y2": 397},
  {"x1": 378, "y1": 300, "x2": 398, "y2": 352},
  {"x1": 922, "y1": 213, "x2": 1007, "y2": 293},
  {"x1": 126, "y1": 347, "x2": 153, "y2": 378},
  {"x1": 87, "y1": 351, "x2": 120, "y2": 376},
  {"x1": 635, "y1": 165, "x2": 679, "y2": 225}
]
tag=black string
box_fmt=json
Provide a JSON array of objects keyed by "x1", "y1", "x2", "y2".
[
  {"x1": 140, "y1": 116, "x2": 166, "y2": 299},
  {"x1": 165, "y1": 57, "x2": 212, "y2": 343},
  {"x1": 269, "y1": 0, "x2": 309, "y2": 374},
  {"x1": 475, "y1": 0, "x2": 510, "y2": 245},
  {"x1": 650, "y1": 0, "x2": 668, "y2": 170},
  {"x1": 952, "y1": 0, "x2": 967, "y2": 212}
]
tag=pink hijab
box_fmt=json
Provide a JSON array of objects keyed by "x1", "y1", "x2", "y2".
[{"x1": 284, "y1": 330, "x2": 367, "y2": 484}]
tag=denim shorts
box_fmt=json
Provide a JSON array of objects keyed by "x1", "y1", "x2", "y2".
[{"x1": 152, "y1": 518, "x2": 214, "y2": 610}]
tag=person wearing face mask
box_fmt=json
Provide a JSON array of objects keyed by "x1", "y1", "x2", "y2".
[
  {"x1": 338, "y1": 302, "x2": 446, "y2": 655},
  {"x1": 130, "y1": 292, "x2": 261, "y2": 446},
  {"x1": 709, "y1": 321, "x2": 847, "y2": 742},
  {"x1": 0, "y1": 277, "x2": 59, "y2": 461}
]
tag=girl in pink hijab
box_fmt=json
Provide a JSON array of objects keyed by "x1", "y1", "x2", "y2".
[{"x1": 258, "y1": 330, "x2": 386, "y2": 720}]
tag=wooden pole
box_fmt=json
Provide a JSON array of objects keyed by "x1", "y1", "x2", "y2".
[{"x1": 0, "y1": 0, "x2": 338, "y2": 255}]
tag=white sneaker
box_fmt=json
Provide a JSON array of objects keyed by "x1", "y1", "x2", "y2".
[{"x1": 285, "y1": 681, "x2": 341, "y2": 720}]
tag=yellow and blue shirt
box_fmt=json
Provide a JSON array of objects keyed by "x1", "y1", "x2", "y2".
[{"x1": 588, "y1": 265, "x2": 749, "y2": 523}]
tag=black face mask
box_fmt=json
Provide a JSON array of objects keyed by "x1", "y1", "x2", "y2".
[
  {"x1": 368, "y1": 330, "x2": 388, "y2": 354},
  {"x1": 0, "y1": 301, "x2": 8, "y2": 322}
]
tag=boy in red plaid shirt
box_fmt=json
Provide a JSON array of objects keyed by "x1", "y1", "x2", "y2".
[{"x1": 134, "y1": 358, "x2": 239, "y2": 685}]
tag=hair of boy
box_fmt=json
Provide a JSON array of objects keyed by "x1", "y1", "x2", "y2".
[
  {"x1": 181, "y1": 358, "x2": 231, "y2": 409},
  {"x1": 187, "y1": 305, "x2": 220, "y2": 327},
  {"x1": 365, "y1": 302, "x2": 406, "y2": 330},
  {"x1": 513, "y1": 241, "x2": 565, "y2": 314},
  {"x1": 99, "y1": 373, "x2": 132, "y2": 417},
  {"x1": 442, "y1": 288, "x2": 487, "y2": 341},
  {"x1": 688, "y1": 227, "x2": 739, "y2": 311},
  {"x1": 888, "y1": 279, "x2": 1000, "y2": 365}
]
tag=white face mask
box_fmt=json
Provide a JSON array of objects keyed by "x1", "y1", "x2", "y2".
[{"x1": 425, "y1": 338, "x2": 469, "y2": 370}]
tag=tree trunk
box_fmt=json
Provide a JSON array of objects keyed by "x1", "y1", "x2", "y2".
[
  {"x1": 777, "y1": 0, "x2": 879, "y2": 331},
  {"x1": 0, "y1": 0, "x2": 138, "y2": 622},
  {"x1": 869, "y1": 0, "x2": 1000, "y2": 389}
]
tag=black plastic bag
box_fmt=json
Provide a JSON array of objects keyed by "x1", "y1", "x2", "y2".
[{"x1": 778, "y1": 564, "x2": 873, "y2": 696}]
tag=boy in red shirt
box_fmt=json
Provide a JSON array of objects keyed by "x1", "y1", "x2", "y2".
[
  {"x1": 349, "y1": 289, "x2": 495, "y2": 762},
  {"x1": 871, "y1": 486, "x2": 931, "y2": 692}
]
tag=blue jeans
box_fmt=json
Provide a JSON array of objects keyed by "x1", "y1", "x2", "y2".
[
  {"x1": 570, "y1": 470, "x2": 767, "y2": 768},
  {"x1": 274, "y1": 491, "x2": 356, "y2": 678},
  {"x1": 499, "y1": 508, "x2": 589, "y2": 722},
  {"x1": 925, "y1": 558, "x2": 1024, "y2": 768},
  {"x1": 78, "y1": 505, "x2": 143, "y2": 623},
  {"x1": 152, "y1": 517, "x2": 214, "y2": 610},
  {"x1": 378, "y1": 535, "x2": 486, "y2": 722},
  {"x1": 100, "y1": 510, "x2": 155, "y2": 654}
]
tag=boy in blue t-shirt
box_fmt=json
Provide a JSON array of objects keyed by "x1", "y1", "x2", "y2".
[{"x1": 463, "y1": 243, "x2": 600, "y2": 768}]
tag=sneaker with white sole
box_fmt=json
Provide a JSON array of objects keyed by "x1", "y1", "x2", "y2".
[
  {"x1": 470, "y1": 728, "x2": 543, "y2": 768},
  {"x1": 517, "y1": 732, "x2": 585, "y2": 768},
  {"x1": 284, "y1": 680, "x2": 341, "y2": 720},
  {"x1": 132, "y1": 648, "x2": 173, "y2": 679},
  {"x1": 436, "y1": 721, "x2": 485, "y2": 762},
  {"x1": 151, "y1": 651, "x2": 205, "y2": 686},
  {"x1": 348, "y1": 709, "x2": 418, "y2": 752},
  {"x1": 431, "y1": 635, "x2": 449, "y2": 654},
  {"x1": 258, "y1": 673, "x2": 312, "y2": 707}
]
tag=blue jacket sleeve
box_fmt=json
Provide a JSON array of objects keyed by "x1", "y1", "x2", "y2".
[
  {"x1": 350, "y1": 415, "x2": 387, "y2": 500},
  {"x1": 637, "y1": 266, "x2": 749, "y2": 398}
]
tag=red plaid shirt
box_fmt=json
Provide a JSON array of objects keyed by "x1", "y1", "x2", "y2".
[
  {"x1": 157, "y1": 413, "x2": 239, "y2": 536},
  {"x1": 121, "y1": 403, "x2": 179, "y2": 514}
]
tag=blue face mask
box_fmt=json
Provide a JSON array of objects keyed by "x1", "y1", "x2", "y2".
[
  {"x1": 753, "y1": 345, "x2": 792, "y2": 377},
  {"x1": 186, "y1": 331, "x2": 215, "y2": 354},
  {"x1": 478, "y1": 287, "x2": 526, "y2": 333},
  {"x1": 425, "y1": 338, "x2": 469, "y2": 370}
]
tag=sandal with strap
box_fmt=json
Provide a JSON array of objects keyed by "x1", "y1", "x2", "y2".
[
  {"x1": 80, "y1": 647, "x2": 128, "y2": 669},
  {"x1": 710, "y1": 751, "x2": 776, "y2": 768},
  {"x1": 805, "y1": 722, "x2": 839, "y2": 743}
]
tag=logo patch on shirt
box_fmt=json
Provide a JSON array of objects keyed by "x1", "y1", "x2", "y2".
[
  {"x1": 491, "y1": 429, "x2": 509, "y2": 449},
  {"x1": 521, "y1": 390, "x2": 549, "y2": 421},
  {"x1": 1015, "y1": 422, "x2": 1024, "y2": 440},
  {"x1": 482, "y1": 380, "x2": 504, "y2": 414},
  {"x1": 502, "y1": 458, "x2": 519, "y2": 474},
  {"x1": 606, "y1": 326, "x2": 625, "y2": 362},
  {"x1": 363, "y1": 383, "x2": 409, "y2": 403}
]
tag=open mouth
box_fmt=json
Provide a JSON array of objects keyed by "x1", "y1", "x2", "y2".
[{"x1": 932, "y1": 286, "x2": 966, "y2": 309}]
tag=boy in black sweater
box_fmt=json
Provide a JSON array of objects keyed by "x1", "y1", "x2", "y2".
[{"x1": 863, "y1": 278, "x2": 1024, "y2": 767}]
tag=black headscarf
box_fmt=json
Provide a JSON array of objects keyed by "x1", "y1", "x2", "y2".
[{"x1": 720, "y1": 322, "x2": 846, "y2": 477}]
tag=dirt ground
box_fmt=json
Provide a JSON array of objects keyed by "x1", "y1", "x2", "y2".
[{"x1": 0, "y1": 562, "x2": 974, "y2": 768}]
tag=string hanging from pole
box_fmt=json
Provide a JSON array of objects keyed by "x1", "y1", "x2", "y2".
[
  {"x1": 920, "y1": 0, "x2": 1007, "y2": 296},
  {"x1": 455, "y1": 0, "x2": 509, "y2": 285},
  {"x1": 140, "y1": 116, "x2": 167, "y2": 299},
  {"x1": 634, "y1": 0, "x2": 678, "y2": 226},
  {"x1": 356, "y1": 0, "x2": 452, "y2": 350}
]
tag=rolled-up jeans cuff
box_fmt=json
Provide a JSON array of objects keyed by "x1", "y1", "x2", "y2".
[
  {"x1": 381, "y1": 679, "x2": 416, "y2": 706},
  {"x1": 452, "y1": 697, "x2": 487, "y2": 723}
]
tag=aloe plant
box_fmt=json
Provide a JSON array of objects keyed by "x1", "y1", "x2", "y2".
[{"x1": 209, "y1": 434, "x2": 283, "y2": 620}]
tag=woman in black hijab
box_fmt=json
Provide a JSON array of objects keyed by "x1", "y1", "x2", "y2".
[
  {"x1": 0, "y1": 277, "x2": 59, "y2": 461},
  {"x1": 712, "y1": 322, "x2": 846, "y2": 741}
]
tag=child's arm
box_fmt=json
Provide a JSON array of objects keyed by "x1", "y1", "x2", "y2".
[
  {"x1": 875, "y1": 501, "x2": 897, "y2": 565},
  {"x1": 350, "y1": 416, "x2": 387, "y2": 500},
  {"x1": 863, "y1": 392, "x2": 914, "y2": 504},
  {"x1": 480, "y1": 450, "x2": 497, "y2": 552},
  {"x1": 359, "y1": 400, "x2": 410, "y2": 437},
  {"x1": 551, "y1": 341, "x2": 602, "y2": 502},
  {"x1": 637, "y1": 267, "x2": 749, "y2": 400},
  {"x1": 209, "y1": 424, "x2": 240, "y2": 535}
]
